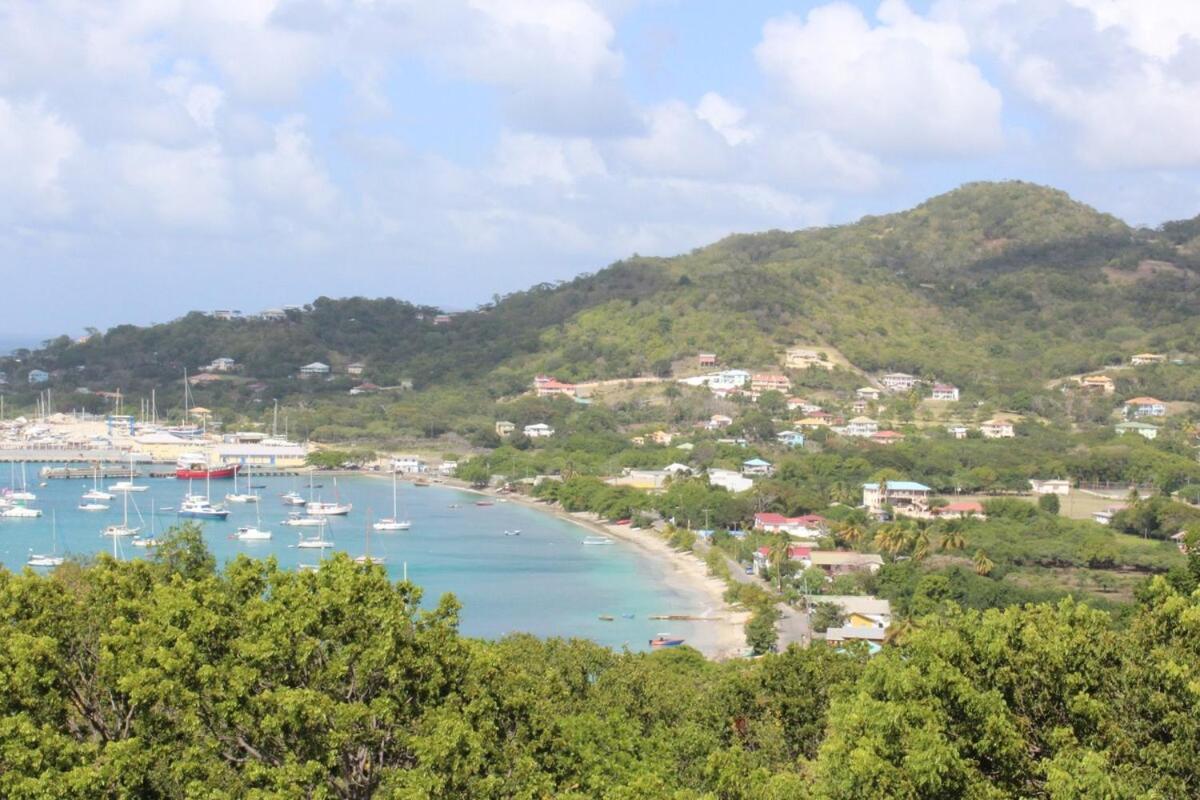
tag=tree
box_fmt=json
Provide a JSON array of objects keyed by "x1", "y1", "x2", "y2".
[
  {"x1": 456, "y1": 457, "x2": 492, "y2": 488},
  {"x1": 973, "y1": 548, "x2": 995, "y2": 576},
  {"x1": 810, "y1": 601, "x2": 845, "y2": 633},
  {"x1": 1038, "y1": 493, "x2": 1061, "y2": 515},
  {"x1": 150, "y1": 522, "x2": 216, "y2": 580},
  {"x1": 745, "y1": 606, "x2": 780, "y2": 655}
]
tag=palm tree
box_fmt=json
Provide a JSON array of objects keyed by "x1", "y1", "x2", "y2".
[
  {"x1": 767, "y1": 533, "x2": 792, "y2": 592},
  {"x1": 973, "y1": 549, "x2": 994, "y2": 576},
  {"x1": 939, "y1": 527, "x2": 966, "y2": 553},
  {"x1": 884, "y1": 616, "x2": 917, "y2": 645},
  {"x1": 911, "y1": 530, "x2": 931, "y2": 562},
  {"x1": 837, "y1": 522, "x2": 865, "y2": 548}
]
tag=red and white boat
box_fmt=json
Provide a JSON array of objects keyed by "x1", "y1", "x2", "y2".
[{"x1": 175, "y1": 453, "x2": 239, "y2": 480}]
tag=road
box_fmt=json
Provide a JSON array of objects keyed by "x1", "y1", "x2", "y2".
[{"x1": 692, "y1": 537, "x2": 811, "y2": 649}]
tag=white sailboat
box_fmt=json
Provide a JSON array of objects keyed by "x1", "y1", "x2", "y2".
[
  {"x1": 234, "y1": 495, "x2": 272, "y2": 540},
  {"x1": 27, "y1": 510, "x2": 64, "y2": 567},
  {"x1": 2, "y1": 504, "x2": 43, "y2": 518},
  {"x1": 131, "y1": 500, "x2": 159, "y2": 548},
  {"x1": 109, "y1": 455, "x2": 148, "y2": 493},
  {"x1": 306, "y1": 477, "x2": 352, "y2": 516},
  {"x1": 225, "y1": 469, "x2": 258, "y2": 504},
  {"x1": 373, "y1": 471, "x2": 411, "y2": 531},
  {"x1": 9, "y1": 462, "x2": 36, "y2": 501},
  {"x1": 296, "y1": 529, "x2": 333, "y2": 549},
  {"x1": 103, "y1": 485, "x2": 140, "y2": 537},
  {"x1": 82, "y1": 464, "x2": 114, "y2": 501},
  {"x1": 356, "y1": 512, "x2": 385, "y2": 564}
]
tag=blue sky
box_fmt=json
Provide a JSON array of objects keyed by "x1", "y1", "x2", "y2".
[{"x1": 2, "y1": 0, "x2": 1200, "y2": 338}]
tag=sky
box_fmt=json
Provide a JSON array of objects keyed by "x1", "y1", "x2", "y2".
[{"x1": 3, "y1": 0, "x2": 1200, "y2": 338}]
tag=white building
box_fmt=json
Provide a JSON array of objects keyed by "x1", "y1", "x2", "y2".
[
  {"x1": 930, "y1": 383, "x2": 959, "y2": 401},
  {"x1": 862, "y1": 481, "x2": 932, "y2": 515},
  {"x1": 299, "y1": 362, "x2": 331, "y2": 377},
  {"x1": 524, "y1": 423, "x2": 555, "y2": 438},
  {"x1": 842, "y1": 416, "x2": 879, "y2": 437},
  {"x1": 707, "y1": 469, "x2": 753, "y2": 493},
  {"x1": 856, "y1": 387, "x2": 881, "y2": 401},
  {"x1": 207, "y1": 357, "x2": 237, "y2": 372},
  {"x1": 391, "y1": 455, "x2": 427, "y2": 473},
  {"x1": 980, "y1": 419, "x2": 1015, "y2": 438},
  {"x1": 1029, "y1": 479, "x2": 1071, "y2": 495},
  {"x1": 1124, "y1": 397, "x2": 1166, "y2": 418},
  {"x1": 946, "y1": 425, "x2": 969, "y2": 440},
  {"x1": 1116, "y1": 421, "x2": 1159, "y2": 440},
  {"x1": 881, "y1": 372, "x2": 920, "y2": 392}
]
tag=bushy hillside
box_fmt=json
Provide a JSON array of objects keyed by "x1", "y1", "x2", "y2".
[{"x1": 7, "y1": 181, "x2": 1200, "y2": 410}]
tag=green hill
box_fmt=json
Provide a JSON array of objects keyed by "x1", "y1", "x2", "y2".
[{"x1": 6, "y1": 181, "x2": 1200, "y2": 411}]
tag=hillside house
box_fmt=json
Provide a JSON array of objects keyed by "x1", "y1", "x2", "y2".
[
  {"x1": 862, "y1": 481, "x2": 931, "y2": 515},
  {"x1": 785, "y1": 348, "x2": 832, "y2": 369},
  {"x1": 706, "y1": 414, "x2": 733, "y2": 430},
  {"x1": 534, "y1": 376, "x2": 577, "y2": 398},
  {"x1": 707, "y1": 468, "x2": 753, "y2": 493},
  {"x1": 776, "y1": 430, "x2": 806, "y2": 448},
  {"x1": 299, "y1": 362, "x2": 330, "y2": 378},
  {"x1": 348, "y1": 382, "x2": 379, "y2": 395},
  {"x1": 207, "y1": 357, "x2": 237, "y2": 372},
  {"x1": 523, "y1": 423, "x2": 555, "y2": 438},
  {"x1": 346, "y1": 362, "x2": 365, "y2": 376},
  {"x1": 881, "y1": 372, "x2": 920, "y2": 392},
  {"x1": 751, "y1": 373, "x2": 792, "y2": 393},
  {"x1": 27, "y1": 369, "x2": 49, "y2": 384},
  {"x1": 610, "y1": 469, "x2": 674, "y2": 490},
  {"x1": 870, "y1": 430, "x2": 905, "y2": 445},
  {"x1": 855, "y1": 387, "x2": 881, "y2": 401},
  {"x1": 808, "y1": 551, "x2": 885, "y2": 575},
  {"x1": 708, "y1": 369, "x2": 751, "y2": 389},
  {"x1": 852, "y1": 399, "x2": 869, "y2": 414},
  {"x1": 698, "y1": 352, "x2": 718, "y2": 367},
  {"x1": 795, "y1": 416, "x2": 831, "y2": 430},
  {"x1": 742, "y1": 458, "x2": 774, "y2": 477},
  {"x1": 211, "y1": 309, "x2": 241, "y2": 320},
  {"x1": 1124, "y1": 397, "x2": 1166, "y2": 417},
  {"x1": 650, "y1": 430, "x2": 675, "y2": 446},
  {"x1": 843, "y1": 416, "x2": 879, "y2": 437},
  {"x1": 810, "y1": 595, "x2": 892, "y2": 628},
  {"x1": 1029, "y1": 479, "x2": 1070, "y2": 495},
  {"x1": 1130, "y1": 353, "x2": 1166, "y2": 366},
  {"x1": 752, "y1": 545, "x2": 812, "y2": 575},
  {"x1": 753, "y1": 512, "x2": 827, "y2": 538},
  {"x1": 947, "y1": 425, "x2": 969, "y2": 439},
  {"x1": 824, "y1": 626, "x2": 887, "y2": 647},
  {"x1": 495, "y1": 420, "x2": 516, "y2": 437},
  {"x1": 433, "y1": 314, "x2": 452, "y2": 325},
  {"x1": 932, "y1": 501, "x2": 986, "y2": 520},
  {"x1": 1116, "y1": 420, "x2": 1159, "y2": 440},
  {"x1": 931, "y1": 383, "x2": 960, "y2": 401},
  {"x1": 1092, "y1": 505, "x2": 1127, "y2": 525},
  {"x1": 260, "y1": 308, "x2": 287, "y2": 321},
  {"x1": 1079, "y1": 375, "x2": 1115, "y2": 394},
  {"x1": 980, "y1": 419, "x2": 1015, "y2": 438}
]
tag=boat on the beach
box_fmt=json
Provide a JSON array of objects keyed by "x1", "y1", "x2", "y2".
[
  {"x1": 583, "y1": 536, "x2": 614, "y2": 546},
  {"x1": 649, "y1": 635, "x2": 685, "y2": 649}
]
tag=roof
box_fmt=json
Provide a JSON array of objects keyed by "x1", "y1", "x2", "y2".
[
  {"x1": 1116, "y1": 421, "x2": 1158, "y2": 429},
  {"x1": 301, "y1": 362, "x2": 329, "y2": 370},
  {"x1": 756, "y1": 545, "x2": 812, "y2": 559},
  {"x1": 863, "y1": 481, "x2": 931, "y2": 492},
  {"x1": 935, "y1": 501, "x2": 984, "y2": 514},
  {"x1": 1125, "y1": 396, "x2": 1164, "y2": 404},
  {"x1": 849, "y1": 416, "x2": 877, "y2": 424},
  {"x1": 825, "y1": 626, "x2": 887, "y2": 642},
  {"x1": 871, "y1": 431, "x2": 904, "y2": 439},
  {"x1": 808, "y1": 551, "x2": 885, "y2": 567},
  {"x1": 743, "y1": 458, "x2": 772, "y2": 467},
  {"x1": 982, "y1": 419, "x2": 1013, "y2": 426},
  {"x1": 932, "y1": 383, "x2": 957, "y2": 391},
  {"x1": 810, "y1": 595, "x2": 892, "y2": 617}
]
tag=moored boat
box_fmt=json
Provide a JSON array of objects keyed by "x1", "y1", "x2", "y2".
[
  {"x1": 649, "y1": 635, "x2": 685, "y2": 649},
  {"x1": 175, "y1": 453, "x2": 238, "y2": 480}
]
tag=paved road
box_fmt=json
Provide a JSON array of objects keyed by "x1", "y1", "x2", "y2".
[{"x1": 692, "y1": 537, "x2": 811, "y2": 649}]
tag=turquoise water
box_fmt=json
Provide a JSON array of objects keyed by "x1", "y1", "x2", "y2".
[{"x1": 0, "y1": 470, "x2": 715, "y2": 651}]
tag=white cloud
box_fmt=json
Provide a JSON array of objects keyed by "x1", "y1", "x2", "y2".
[
  {"x1": 492, "y1": 132, "x2": 607, "y2": 186},
  {"x1": 695, "y1": 93, "x2": 755, "y2": 146},
  {"x1": 108, "y1": 141, "x2": 233, "y2": 230},
  {"x1": 755, "y1": 0, "x2": 1003, "y2": 156},
  {"x1": 240, "y1": 116, "x2": 337, "y2": 219},
  {"x1": 0, "y1": 96, "x2": 80, "y2": 218},
  {"x1": 937, "y1": 0, "x2": 1200, "y2": 168}
]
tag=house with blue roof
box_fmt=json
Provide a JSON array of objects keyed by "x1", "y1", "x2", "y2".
[
  {"x1": 741, "y1": 458, "x2": 774, "y2": 477},
  {"x1": 862, "y1": 480, "x2": 932, "y2": 516}
]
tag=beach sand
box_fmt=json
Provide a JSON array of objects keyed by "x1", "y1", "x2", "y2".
[{"x1": 383, "y1": 475, "x2": 749, "y2": 660}]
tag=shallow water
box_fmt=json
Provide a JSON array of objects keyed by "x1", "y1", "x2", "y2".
[{"x1": 0, "y1": 469, "x2": 716, "y2": 651}]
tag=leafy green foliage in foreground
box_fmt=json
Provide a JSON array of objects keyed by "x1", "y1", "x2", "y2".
[{"x1": 3, "y1": 525, "x2": 1200, "y2": 798}]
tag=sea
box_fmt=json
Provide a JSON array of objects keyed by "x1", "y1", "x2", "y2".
[{"x1": 0, "y1": 469, "x2": 716, "y2": 651}]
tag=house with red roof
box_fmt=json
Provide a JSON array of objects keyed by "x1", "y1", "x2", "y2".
[
  {"x1": 870, "y1": 430, "x2": 905, "y2": 445},
  {"x1": 1124, "y1": 396, "x2": 1166, "y2": 417},
  {"x1": 753, "y1": 512, "x2": 829, "y2": 539},
  {"x1": 534, "y1": 376, "x2": 577, "y2": 398},
  {"x1": 932, "y1": 501, "x2": 985, "y2": 519}
]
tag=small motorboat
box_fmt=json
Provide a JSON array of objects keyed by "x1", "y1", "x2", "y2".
[
  {"x1": 249, "y1": 484, "x2": 267, "y2": 489},
  {"x1": 598, "y1": 615, "x2": 615, "y2": 622},
  {"x1": 130, "y1": 537, "x2": 159, "y2": 548},
  {"x1": 1, "y1": 505, "x2": 43, "y2": 518},
  {"x1": 78, "y1": 502, "x2": 110, "y2": 512},
  {"x1": 282, "y1": 491, "x2": 307, "y2": 506},
  {"x1": 282, "y1": 513, "x2": 326, "y2": 527},
  {"x1": 475, "y1": 501, "x2": 494, "y2": 507},
  {"x1": 233, "y1": 526, "x2": 272, "y2": 541},
  {"x1": 354, "y1": 555, "x2": 385, "y2": 565},
  {"x1": 504, "y1": 530, "x2": 521, "y2": 536},
  {"x1": 649, "y1": 635, "x2": 685, "y2": 649},
  {"x1": 27, "y1": 552, "x2": 64, "y2": 568}
]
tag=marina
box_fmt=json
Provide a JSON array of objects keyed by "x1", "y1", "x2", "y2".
[{"x1": 0, "y1": 468, "x2": 727, "y2": 651}]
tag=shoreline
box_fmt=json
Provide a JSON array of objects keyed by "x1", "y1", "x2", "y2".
[{"x1": 376, "y1": 474, "x2": 749, "y2": 660}]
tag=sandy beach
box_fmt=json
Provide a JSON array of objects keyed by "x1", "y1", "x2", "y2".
[{"x1": 384, "y1": 475, "x2": 749, "y2": 660}]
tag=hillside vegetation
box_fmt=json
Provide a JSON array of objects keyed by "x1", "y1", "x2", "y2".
[{"x1": 8, "y1": 181, "x2": 1200, "y2": 412}]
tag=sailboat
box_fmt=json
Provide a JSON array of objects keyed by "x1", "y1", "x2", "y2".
[
  {"x1": 178, "y1": 471, "x2": 229, "y2": 519},
  {"x1": 234, "y1": 495, "x2": 272, "y2": 540},
  {"x1": 306, "y1": 477, "x2": 351, "y2": 516},
  {"x1": 109, "y1": 454, "x2": 148, "y2": 492},
  {"x1": 103, "y1": 485, "x2": 140, "y2": 537},
  {"x1": 373, "y1": 471, "x2": 411, "y2": 531},
  {"x1": 355, "y1": 513, "x2": 384, "y2": 565},
  {"x1": 131, "y1": 501, "x2": 160, "y2": 548},
  {"x1": 9, "y1": 462, "x2": 36, "y2": 501},
  {"x1": 225, "y1": 469, "x2": 258, "y2": 504},
  {"x1": 82, "y1": 464, "x2": 114, "y2": 501},
  {"x1": 296, "y1": 526, "x2": 333, "y2": 549},
  {"x1": 27, "y1": 510, "x2": 64, "y2": 567}
]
